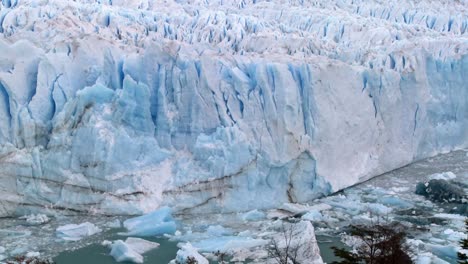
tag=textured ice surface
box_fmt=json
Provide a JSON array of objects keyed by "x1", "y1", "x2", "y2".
[{"x1": 0, "y1": 0, "x2": 467, "y2": 216}]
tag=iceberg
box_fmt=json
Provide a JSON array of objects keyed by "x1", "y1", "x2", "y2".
[
  {"x1": 56, "y1": 222, "x2": 101, "y2": 241},
  {"x1": 0, "y1": 0, "x2": 466, "y2": 216},
  {"x1": 110, "y1": 240, "x2": 144, "y2": 264},
  {"x1": 120, "y1": 206, "x2": 177, "y2": 236}
]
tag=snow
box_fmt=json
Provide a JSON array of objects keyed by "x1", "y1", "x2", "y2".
[
  {"x1": 172, "y1": 243, "x2": 209, "y2": 264},
  {"x1": 120, "y1": 207, "x2": 177, "y2": 236},
  {"x1": 56, "y1": 222, "x2": 102, "y2": 241},
  {"x1": 0, "y1": 0, "x2": 467, "y2": 216}
]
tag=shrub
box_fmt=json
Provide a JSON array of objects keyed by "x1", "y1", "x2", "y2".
[{"x1": 332, "y1": 223, "x2": 412, "y2": 264}]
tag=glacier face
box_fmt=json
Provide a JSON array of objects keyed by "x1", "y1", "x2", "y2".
[{"x1": 0, "y1": 0, "x2": 467, "y2": 216}]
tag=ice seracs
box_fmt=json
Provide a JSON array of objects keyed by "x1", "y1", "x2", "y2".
[{"x1": 0, "y1": 0, "x2": 467, "y2": 216}]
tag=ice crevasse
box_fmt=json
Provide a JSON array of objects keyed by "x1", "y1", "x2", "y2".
[{"x1": 0, "y1": 0, "x2": 466, "y2": 216}]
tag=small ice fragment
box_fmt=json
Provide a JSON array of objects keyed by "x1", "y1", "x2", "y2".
[
  {"x1": 23, "y1": 214, "x2": 50, "y2": 225},
  {"x1": 428, "y1": 171, "x2": 456, "y2": 181},
  {"x1": 106, "y1": 219, "x2": 122, "y2": 228},
  {"x1": 242, "y1": 210, "x2": 266, "y2": 221},
  {"x1": 124, "y1": 237, "x2": 160, "y2": 254},
  {"x1": 206, "y1": 225, "x2": 233, "y2": 236},
  {"x1": 102, "y1": 240, "x2": 112, "y2": 247},
  {"x1": 26, "y1": 251, "x2": 40, "y2": 258},
  {"x1": 302, "y1": 210, "x2": 323, "y2": 221}
]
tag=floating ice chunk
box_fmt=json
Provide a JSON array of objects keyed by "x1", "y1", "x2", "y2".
[
  {"x1": 110, "y1": 240, "x2": 143, "y2": 263},
  {"x1": 428, "y1": 171, "x2": 457, "y2": 181},
  {"x1": 433, "y1": 213, "x2": 466, "y2": 220},
  {"x1": 106, "y1": 219, "x2": 122, "y2": 228},
  {"x1": 56, "y1": 222, "x2": 101, "y2": 241},
  {"x1": 173, "y1": 243, "x2": 209, "y2": 264},
  {"x1": 0, "y1": 247, "x2": 4, "y2": 254},
  {"x1": 302, "y1": 210, "x2": 323, "y2": 222},
  {"x1": 442, "y1": 229, "x2": 465, "y2": 242},
  {"x1": 23, "y1": 214, "x2": 50, "y2": 225},
  {"x1": 377, "y1": 196, "x2": 412, "y2": 208},
  {"x1": 414, "y1": 252, "x2": 450, "y2": 264},
  {"x1": 26, "y1": 252, "x2": 40, "y2": 258},
  {"x1": 0, "y1": 255, "x2": 5, "y2": 261},
  {"x1": 193, "y1": 236, "x2": 267, "y2": 253},
  {"x1": 427, "y1": 244, "x2": 458, "y2": 262},
  {"x1": 242, "y1": 210, "x2": 266, "y2": 221},
  {"x1": 120, "y1": 207, "x2": 176, "y2": 236},
  {"x1": 102, "y1": 240, "x2": 112, "y2": 247},
  {"x1": 279, "y1": 203, "x2": 313, "y2": 214},
  {"x1": 11, "y1": 247, "x2": 28, "y2": 256},
  {"x1": 365, "y1": 203, "x2": 392, "y2": 215},
  {"x1": 124, "y1": 237, "x2": 160, "y2": 254},
  {"x1": 206, "y1": 225, "x2": 233, "y2": 236},
  {"x1": 0, "y1": 229, "x2": 31, "y2": 238},
  {"x1": 390, "y1": 187, "x2": 410, "y2": 193}
]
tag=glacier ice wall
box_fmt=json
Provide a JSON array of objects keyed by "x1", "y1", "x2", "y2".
[{"x1": 0, "y1": 0, "x2": 467, "y2": 216}]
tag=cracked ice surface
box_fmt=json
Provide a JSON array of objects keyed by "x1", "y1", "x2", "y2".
[{"x1": 0, "y1": 0, "x2": 467, "y2": 216}]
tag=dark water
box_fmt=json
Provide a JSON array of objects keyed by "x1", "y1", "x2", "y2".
[
  {"x1": 54, "y1": 234, "x2": 178, "y2": 264},
  {"x1": 316, "y1": 235, "x2": 349, "y2": 263}
]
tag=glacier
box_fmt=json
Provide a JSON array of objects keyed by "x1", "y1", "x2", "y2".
[{"x1": 0, "y1": 0, "x2": 467, "y2": 217}]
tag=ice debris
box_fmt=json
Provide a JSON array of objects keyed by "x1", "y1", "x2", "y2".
[{"x1": 22, "y1": 214, "x2": 50, "y2": 226}]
